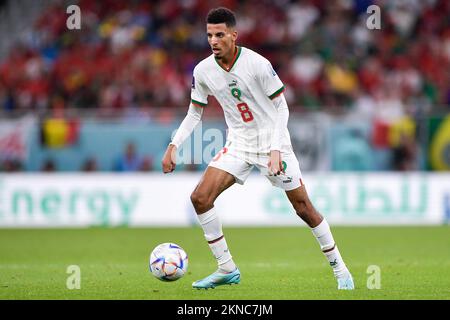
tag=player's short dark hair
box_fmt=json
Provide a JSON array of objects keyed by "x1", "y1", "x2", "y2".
[{"x1": 206, "y1": 7, "x2": 236, "y2": 28}]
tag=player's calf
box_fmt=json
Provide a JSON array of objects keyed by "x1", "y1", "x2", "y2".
[{"x1": 285, "y1": 186, "x2": 323, "y2": 227}]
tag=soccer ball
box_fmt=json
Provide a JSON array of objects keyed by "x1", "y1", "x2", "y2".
[{"x1": 149, "y1": 243, "x2": 188, "y2": 281}]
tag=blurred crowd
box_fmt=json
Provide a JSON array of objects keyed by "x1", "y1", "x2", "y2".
[
  {"x1": 0, "y1": 0, "x2": 449, "y2": 172},
  {"x1": 0, "y1": 0, "x2": 449, "y2": 117}
]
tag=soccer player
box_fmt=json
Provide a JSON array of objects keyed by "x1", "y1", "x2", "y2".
[{"x1": 162, "y1": 7, "x2": 354, "y2": 290}]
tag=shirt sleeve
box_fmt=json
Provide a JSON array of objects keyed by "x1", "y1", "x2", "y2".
[
  {"x1": 190, "y1": 66, "x2": 209, "y2": 108},
  {"x1": 170, "y1": 103, "x2": 203, "y2": 148},
  {"x1": 270, "y1": 93, "x2": 289, "y2": 151},
  {"x1": 256, "y1": 58, "x2": 285, "y2": 100}
]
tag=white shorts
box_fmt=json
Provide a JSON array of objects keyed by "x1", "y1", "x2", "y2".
[{"x1": 208, "y1": 144, "x2": 303, "y2": 191}]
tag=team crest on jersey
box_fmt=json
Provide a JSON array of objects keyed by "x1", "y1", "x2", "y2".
[{"x1": 191, "y1": 76, "x2": 195, "y2": 89}]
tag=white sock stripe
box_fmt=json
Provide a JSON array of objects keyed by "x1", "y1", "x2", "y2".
[
  {"x1": 310, "y1": 219, "x2": 349, "y2": 278},
  {"x1": 322, "y1": 243, "x2": 336, "y2": 252},
  {"x1": 204, "y1": 232, "x2": 223, "y2": 242},
  {"x1": 197, "y1": 207, "x2": 217, "y2": 225},
  {"x1": 311, "y1": 218, "x2": 331, "y2": 238},
  {"x1": 207, "y1": 234, "x2": 224, "y2": 243},
  {"x1": 196, "y1": 207, "x2": 237, "y2": 273},
  {"x1": 218, "y1": 255, "x2": 232, "y2": 265}
]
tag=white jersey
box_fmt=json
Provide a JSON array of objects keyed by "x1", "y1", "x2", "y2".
[{"x1": 191, "y1": 46, "x2": 293, "y2": 154}]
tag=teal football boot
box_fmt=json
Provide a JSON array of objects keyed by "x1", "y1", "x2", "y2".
[
  {"x1": 337, "y1": 273, "x2": 355, "y2": 290},
  {"x1": 192, "y1": 268, "x2": 241, "y2": 289}
]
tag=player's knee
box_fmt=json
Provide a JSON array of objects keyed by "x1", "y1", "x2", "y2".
[
  {"x1": 190, "y1": 190, "x2": 212, "y2": 213},
  {"x1": 293, "y1": 199, "x2": 322, "y2": 226},
  {"x1": 190, "y1": 190, "x2": 202, "y2": 208}
]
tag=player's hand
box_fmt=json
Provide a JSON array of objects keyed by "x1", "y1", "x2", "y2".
[
  {"x1": 268, "y1": 150, "x2": 284, "y2": 176},
  {"x1": 162, "y1": 144, "x2": 177, "y2": 173}
]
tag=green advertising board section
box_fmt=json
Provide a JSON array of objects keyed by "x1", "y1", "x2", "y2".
[
  {"x1": 262, "y1": 175, "x2": 431, "y2": 222},
  {"x1": 428, "y1": 115, "x2": 450, "y2": 171},
  {"x1": 0, "y1": 173, "x2": 448, "y2": 227}
]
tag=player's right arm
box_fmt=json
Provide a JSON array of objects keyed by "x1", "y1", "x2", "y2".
[
  {"x1": 162, "y1": 103, "x2": 204, "y2": 173},
  {"x1": 162, "y1": 66, "x2": 209, "y2": 174}
]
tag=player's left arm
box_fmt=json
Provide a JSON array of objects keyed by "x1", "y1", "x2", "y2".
[
  {"x1": 256, "y1": 57, "x2": 288, "y2": 176},
  {"x1": 268, "y1": 93, "x2": 289, "y2": 175}
]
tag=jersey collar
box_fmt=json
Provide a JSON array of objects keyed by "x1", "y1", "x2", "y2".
[{"x1": 214, "y1": 46, "x2": 242, "y2": 72}]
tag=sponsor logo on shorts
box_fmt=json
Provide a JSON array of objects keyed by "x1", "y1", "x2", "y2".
[{"x1": 282, "y1": 176, "x2": 293, "y2": 183}]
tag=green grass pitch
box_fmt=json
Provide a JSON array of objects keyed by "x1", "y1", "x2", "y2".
[{"x1": 0, "y1": 226, "x2": 449, "y2": 300}]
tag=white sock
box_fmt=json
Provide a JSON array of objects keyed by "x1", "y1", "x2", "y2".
[
  {"x1": 197, "y1": 207, "x2": 236, "y2": 273},
  {"x1": 311, "y1": 218, "x2": 349, "y2": 278}
]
